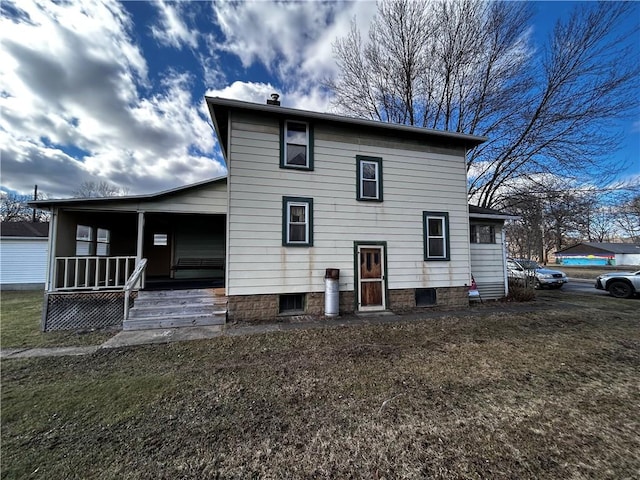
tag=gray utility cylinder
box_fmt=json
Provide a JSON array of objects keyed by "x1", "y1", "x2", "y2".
[{"x1": 324, "y1": 268, "x2": 340, "y2": 317}]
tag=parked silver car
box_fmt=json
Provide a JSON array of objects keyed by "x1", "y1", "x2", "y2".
[
  {"x1": 507, "y1": 259, "x2": 568, "y2": 289},
  {"x1": 595, "y1": 270, "x2": 640, "y2": 298}
]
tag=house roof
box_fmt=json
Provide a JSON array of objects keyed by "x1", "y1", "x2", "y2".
[
  {"x1": 1, "y1": 221, "x2": 49, "y2": 238},
  {"x1": 29, "y1": 176, "x2": 227, "y2": 208},
  {"x1": 206, "y1": 96, "x2": 487, "y2": 160},
  {"x1": 556, "y1": 242, "x2": 640, "y2": 255},
  {"x1": 468, "y1": 205, "x2": 518, "y2": 221}
]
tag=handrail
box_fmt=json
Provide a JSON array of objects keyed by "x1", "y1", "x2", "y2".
[{"x1": 124, "y1": 258, "x2": 147, "y2": 321}]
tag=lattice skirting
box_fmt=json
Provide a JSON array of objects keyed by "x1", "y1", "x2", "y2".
[{"x1": 43, "y1": 291, "x2": 137, "y2": 332}]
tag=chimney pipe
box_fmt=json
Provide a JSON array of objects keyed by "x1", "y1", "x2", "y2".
[{"x1": 266, "y1": 93, "x2": 280, "y2": 106}]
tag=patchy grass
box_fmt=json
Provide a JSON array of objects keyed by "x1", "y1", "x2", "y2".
[
  {"x1": 0, "y1": 291, "x2": 116, "y2": 349},
  {"x1": 2, "y1": 307, "x2": 638, "y2": 479}
]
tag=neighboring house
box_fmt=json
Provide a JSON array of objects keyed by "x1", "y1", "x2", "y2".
[
  {"x1": 555, "y1": 242, "x2": 640, "y2": 266},
  {"x1": 32, "y1": 96, "x2": 515, "y2": 331},
  {"x1": 0, "y1": 221, "x2": 49, "y2": 290}
]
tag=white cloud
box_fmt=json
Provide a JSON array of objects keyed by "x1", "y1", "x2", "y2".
[
  {"x1": 150, "y1": 0, "x2": 199, "y2": 49},
  {"x1": 211, "y1": 1, "x2": 376, "y2": 86},
  {"x1": 0, "y1": 0, "x2": 224, "y2": 197},
  {"x1": 205, "y1": 80, "x2": 332, "y2": 113}
]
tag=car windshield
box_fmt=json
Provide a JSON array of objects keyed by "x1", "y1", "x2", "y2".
[{"x1": 519, "y1": 260, "x2": 540, "y2": 269}]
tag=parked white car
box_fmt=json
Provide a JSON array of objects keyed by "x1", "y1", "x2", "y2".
[
  {"x1": 507, "y1": 259, "x2": 568, "y2": 289},
  {"x1": 595, "y1": 270, "x2": 640, "y2": 298}
]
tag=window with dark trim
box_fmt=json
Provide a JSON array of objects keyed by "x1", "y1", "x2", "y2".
[
  {"x1": 423, "y1": 212, "x2": 450, "y2": 260},
  {"x1": 356, "y1": 155, "x2": 383, "y2": 201},
  {"x1": 280, "y1": 120, "x2": 314, "y2": 170},
  {"x1": 282, "y1": 196, "x2": 314, "y2": 246},
  {"x1": 470, "y1": 224, "x2": 496, "y2": 244}
]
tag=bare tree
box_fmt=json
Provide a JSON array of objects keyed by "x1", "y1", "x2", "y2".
[
  {"x1": 0, "y1": 192, "x2": 31, "y2": 222},
  {"x1": 72, "y1": 181, "x2": 130, "y2": 198},
  {"x1": 614, "y1": 193, "x2": 640, "y2": 242},
  {"x1": 330, "y1": 0, "x2": 639, "y2": 207},
  {"x1": 1, "y1": 191, "x2": 49, "y2": 222}
]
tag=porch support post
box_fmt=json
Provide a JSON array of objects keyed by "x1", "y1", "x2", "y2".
[
  {"x1": 137, "y1": 211, "x2": 145, "y2": 288},
  {"x1": 45, "y1": 208, "x2": 58, "y2": 292}
]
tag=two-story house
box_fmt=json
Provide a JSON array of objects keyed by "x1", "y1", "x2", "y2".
[{"x1": 32, "y1": 97, "x2": 513, "y2": 331}]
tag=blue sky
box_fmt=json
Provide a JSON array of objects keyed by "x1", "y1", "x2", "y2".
[{"x1": 1, "y1": 0, "x2": 638, "y2": 198}]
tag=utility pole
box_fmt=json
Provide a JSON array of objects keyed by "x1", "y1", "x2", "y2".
[{"x1": 32, "y1": 184, "x2": 38, "y2": 222}]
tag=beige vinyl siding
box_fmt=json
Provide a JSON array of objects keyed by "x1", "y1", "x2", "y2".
[
  {"x1": 470, "y1": 227, "x2": 507, "y2": 299},
  {"x1": 227, "y1": 112, "x2": 471, "y2": 296},
  {"x1": 67, "y1": 182, "x2": 227, "y2": 214}
]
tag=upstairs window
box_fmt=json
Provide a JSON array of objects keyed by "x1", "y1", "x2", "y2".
[
  {"x1": 470, "y1": 224, "x2": 496, "y2": 244},
  {"x1": 356, "y1": 156, "x2": 383, "y2": 202},
  {"x1": 282, "y1": 196, "x2": 313, "y2": 246},
  {"x1": 423, "y1": 212, "x2": 450, "y2": 260},
  {"x1": 280, "y1": 121, "x2": 314, "y2": 170}
]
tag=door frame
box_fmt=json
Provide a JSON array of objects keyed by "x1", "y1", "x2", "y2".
[{"x1": 354, "y1": 241, "x2": 389, "y2": 311}]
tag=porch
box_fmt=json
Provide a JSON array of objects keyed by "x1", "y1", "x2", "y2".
[{"x1": 43, "y1": 209, "x2": 226, "y2": 331}]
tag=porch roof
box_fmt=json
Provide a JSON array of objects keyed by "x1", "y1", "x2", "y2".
[
  {"x1": 468, "y1": 205, "x2": 518, "y2": 221},
  {"x1": 29, "y1": 176, "x2": 227, "y2": 209}
]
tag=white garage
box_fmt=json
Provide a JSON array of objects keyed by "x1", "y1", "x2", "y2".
[{"x1": 0, "y1": 222, "x2": 49, "y2": 290}]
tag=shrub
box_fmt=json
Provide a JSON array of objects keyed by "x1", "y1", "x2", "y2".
[{"x1": 506, "y1": 278, "x2": 535, "y2": 302}]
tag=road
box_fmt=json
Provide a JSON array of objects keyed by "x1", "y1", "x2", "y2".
[{"x1": 562, "y1": 278, "x2": 607, "y2": 295}]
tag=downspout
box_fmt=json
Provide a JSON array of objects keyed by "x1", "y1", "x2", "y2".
[{"x1": 502, "y1": 225, "x2": 509, "y2": 297}]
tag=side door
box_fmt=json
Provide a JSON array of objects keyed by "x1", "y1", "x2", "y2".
[{"x1": 357, "y1": 244, "x2": 386, "y2": 311}]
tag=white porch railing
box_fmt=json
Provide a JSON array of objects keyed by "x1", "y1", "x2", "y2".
[{"x1": 53, "y1": 256, "x2": 137, "y2": 291}]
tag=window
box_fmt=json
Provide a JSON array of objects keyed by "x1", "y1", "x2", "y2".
[
  {"x1": 75, "y1": 225, "x2": 93, "y2": 256},
  {"x1": 96, "y1": 228, "x2": 110, "y2": 256},
  {"x1": 470, "y1": 224, "x2": 496, "y2": 244},
  {"x1": 280, "y1": 120, "x2": 314, "y2": 170},
  {"x1": 279, "y1": 294, "x2": 305, "y2": 314},
  {"x1": 415, "y1": 288, "x2": 437, "y2": 306},
  {"x1": 153, "y1": 233, "x2": 168, "y2": 246},
  {"x1": 282, "y1": 196, "x2": 313, "y2": 246},
  {"x1": 423, "y1": 212, "x2": 450, "y2": 260},
  {"x1": 356, "y1": 156, "x2": 383, "y2": 201}
]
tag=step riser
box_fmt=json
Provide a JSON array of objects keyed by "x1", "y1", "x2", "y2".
[
  {"x1": 137, "y1": 289, "x2": 220, "y2": 298},
  {"x1": 129, "y1": 307, "x2": 226, "y2": 319},
  {"x1": 134, "y1": 298, "x2": 227, "y2": 308},
  {"x1": 124, "y1": 314, "x2": 226, "y2": 331}
]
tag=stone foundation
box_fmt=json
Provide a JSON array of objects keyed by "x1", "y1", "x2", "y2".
[
  {"x1": 228, "y1": 287, "x2": 466, "y2": 323},
  {"x1": 388, "y1": 286, "x2": 469, "y2": 312},
  {"x1": 228, "y1": 290, "x2": 356, "y2": 323}
]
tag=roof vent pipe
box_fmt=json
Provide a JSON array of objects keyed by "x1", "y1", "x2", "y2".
[{"x1": 267, "y1": 93, "x2": 280, "y2": 106}]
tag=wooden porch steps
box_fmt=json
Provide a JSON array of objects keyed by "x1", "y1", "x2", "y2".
[{"x1": 124, "y1": 288, "x2": 227, "y2": 331}]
